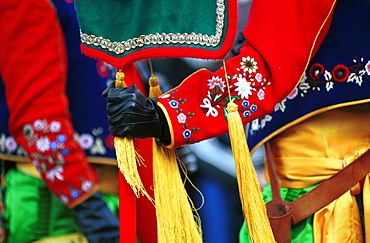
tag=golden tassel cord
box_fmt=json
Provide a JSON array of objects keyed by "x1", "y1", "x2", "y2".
[
  {"x1": 152, "y1": 141, "x2": 202, "y2": 243},
  {"x1": 114, "y1": 71, "x2": 153, "y2": 201},
  {"x1": 149, "y1": 59, "x2": 203, "y2": 243},
  {"x1": 222, "y1": 60, "x2": 275, "y2": 243},
  {"x1": 227, "y1": 102, "x2": 275, "y2": 243}
]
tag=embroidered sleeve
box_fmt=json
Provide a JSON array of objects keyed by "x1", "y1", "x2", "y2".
[
  {"x1": 157, "y1": 0, "x2": 337, "y2": 148},
  {"x1": 0, "y1": 0, "x2": 98, "y2": 207}
]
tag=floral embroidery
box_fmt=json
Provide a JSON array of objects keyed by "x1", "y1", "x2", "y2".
[
  {"x1": 235, "y1": 76, "x2": 253, "y2": 99},
  {"x1": 365, "y1": 60, "x2": 370, "y2": 75},
  {"x1": 169, "y1": 100, "x2": 179, "y2": 108},
  {"x1": 81, "y1": 179, "x2": 93, "y2": 192},
  {"x1": 160, "y1": 90, "x2": 200, "y2": 144},
  {"x1": 207, "y1": 76, "x2": 226, "y2": 91},
  {"x1": 200, "y1": 56, "x2": 269, "y2": 121},
  {"x1": 4, "y1": 137, "x2": 17, "y2": 152},
  {"x1": 46, "y1": 165, "x2": 64, "y2": 182},
  {"x1": 78, "y1": 133, "x2": 94, "y2": 149},
  {"x1": 1, "y1": 126, "x2": 111, "y2": 157},
  {"x1": 183, "y1": 129, "x2": 191, "y2": 139},
  {"x1": 304, "y1": 56, "x2": 367, "y2": 93},
  {"x1": 177, "y1": 113, "x2": 187, "y2": 123},
  {"x1": 250, "y1": 56, "x2": 370, "y2": 134},
  {"x1": 240, "y1": 56, "x2": 258, "y2": 74}
]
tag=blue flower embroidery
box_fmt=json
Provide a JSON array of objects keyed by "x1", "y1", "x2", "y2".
[
  {"x1": 70, "y1": 189, "x2": 80, "y2": 199},
  {"x1": 61, "y1": 148, "x2": 70, "y2": 156},
  {"x1": 242, "y1": 100, "x2": 250, "y2": 107},
  {"x1": 57, "y1": 134, "x2": 67, "y2": 143},
  {"x1": 243, "y1": 110, "x2": 251, "y2": 118},
  {"x1": 50, "y1": 141, "x2": 58, "y2": 151},
  {"x1": 250, "y1": 105, "x2": 257, "y2": 112},
  {"x1": 183, "y1": 129, "x2": 192, "y2": 139},
  {"x1": 169, "y1": 100, "x2": 179, "y2": 109}
]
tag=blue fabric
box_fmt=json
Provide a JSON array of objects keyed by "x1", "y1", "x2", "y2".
[
  {"x1": 247, "y1": 0, "x2": 370, "y2": 150},
  {"x1": 72, "y1": 192, "x2": 119, "y2": 243}
]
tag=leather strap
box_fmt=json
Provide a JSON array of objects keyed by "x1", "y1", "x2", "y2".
[
  {"x1": 290, "y1": 148, "x2": 370, "y2": 223},
  {"x1": 265, "y1": 144, "x2": 370, "y2": 224}
]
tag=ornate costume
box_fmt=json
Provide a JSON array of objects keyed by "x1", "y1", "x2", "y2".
[{"x1": 0, "y1": 0, "x2": 156, "y2": 242}]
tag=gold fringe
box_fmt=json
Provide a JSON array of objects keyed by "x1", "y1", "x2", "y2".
[
  {"x1": 227, "y1": 102, "x2": 275, "y2": 243},
  {"x1": 114, "y1": 71, "x2": 153, "y2": 201},
  {"x1": 152, "y1": 141, "x2": 202, "y2": 243},
  {"x1": 148, "y1": 61, "x2": 203, "y2": 242}
]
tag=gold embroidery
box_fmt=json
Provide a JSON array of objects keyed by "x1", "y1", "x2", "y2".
[{"x1": 80, "y1": 0, "x2": 226, "y2": 55}]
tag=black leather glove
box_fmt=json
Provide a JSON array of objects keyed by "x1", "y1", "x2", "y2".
[
  {"x1": 72, "y1": 192, "x2": 119, "y2": 243},
  {"x1": 102, "y1": 83, "x2": 171, "y2": 145}
]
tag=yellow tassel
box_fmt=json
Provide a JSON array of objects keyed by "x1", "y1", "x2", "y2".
[
  {"x1": 227, "y1": 101, "x2": 276, "y2": 243},
  {"x1": 114, "y1": 71, "x2": 153, "y2": 201},
  {"x1": 149, "y1": 76, "x2": 162, "y2": 98},
  {"x1": 152, "y1": 141, "x2": 203, "y2": 243},
  {"x1": 148, "y1": 63, "x2": 203, "y2": 242}
]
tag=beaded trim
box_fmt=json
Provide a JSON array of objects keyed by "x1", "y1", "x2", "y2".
[{"x1": 80, "y1": 0, "x2": 226, "y2": 55}]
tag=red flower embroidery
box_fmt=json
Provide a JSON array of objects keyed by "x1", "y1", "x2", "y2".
[
  {"x1": 332, "y1": 64, "x2": 349, "y2": 82},
  {"x1": 105, "y1": 135, "x2": 115, "y2": 149},
  {"x1": 309, "y1": 63, "x2": 324, "y2": 79}
]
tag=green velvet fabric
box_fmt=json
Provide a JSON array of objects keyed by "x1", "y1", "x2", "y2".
[
  {"x1": 239, "y1": 183, "x2": 318, "y2": 243},
  {"x1": 4, "y1": 169, "x2": 119, "y2": 242},
  {"x1": 74, "y1": 0, "x2": 232, "y2": 58}
]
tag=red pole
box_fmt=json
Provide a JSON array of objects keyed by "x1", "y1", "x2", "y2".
[{"x1": 119, "y1": 172, "x2": 136, "y2": 243}]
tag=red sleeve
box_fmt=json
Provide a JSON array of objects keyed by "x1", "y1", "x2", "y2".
[
  {"x1": 157, "y1": 0, "x2": 337, "y2": 148},
  {"x1": 0, "y1": 0, "x2": 98, "y2": 207}
]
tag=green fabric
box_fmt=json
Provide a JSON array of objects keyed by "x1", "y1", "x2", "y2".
[
  {"x1": 101, "y1": 193, "x2": 119, "y2": 217},
  {"x1": 4, "y1": 169, "x2": 119, "y2": 243},
  {"x1": 74, "y1": 0, "x2": 231, "y2": 58},
  {"x1": 239, "y1": 183, "x2": 318, "y2": 243}
]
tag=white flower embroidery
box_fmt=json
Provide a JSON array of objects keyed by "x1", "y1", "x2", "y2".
[
  {"x1": 78, "y1": 133, "x2": 94, "y2": 149},
  {"x1": 160, "y1": 94, "x2": 170, "y2": 99},
  {"x1": 5, "y1": 136, "x2": 17, "y2": 152},
  {"x1": 255, "y1": 73, "x2": 263, "y2": 82},
  {"x1": 177, "y1": 113, "x2": 187, "y2": 123},
  {"x1": 33, "y1": 120, "x2": 46, "y2": 131},
  {"x1": 46, "y1": 165, "x2": 64, "y2": 182},
  {"x1": 207, "y1": 76, "x2": 226, "y2": 91},
  {"x1": 50, "y1": 121, "x2": 61, "y2": 133},
  {"x1": 240, "y1": 56, "x2": 258, "y2": 74},
  {"x1": 235, "y1": 76, "x2": 252, "y2": 99},
  {"x1": 36, "y1": 137, "x2": 50, "y2": 152},
  {"x1": 257, "y1": 89, "x2": 265, "y2": 100},
  {"x1": 82, "y1": 180, "x2": 93, "y2": 192}
]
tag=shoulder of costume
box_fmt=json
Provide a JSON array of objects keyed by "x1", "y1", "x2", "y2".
[{"x1": 247, "y1": 0, "x2": 370, "y2": 153}]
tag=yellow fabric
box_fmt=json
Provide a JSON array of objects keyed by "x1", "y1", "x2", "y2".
[
  {"x1": 32, "y1": 233, "x2": 88, "y2": 243},
  {"x1": 16, "y1": 162, "x2": 119, "y2": 194},
  {"x1": 16, "y1": 162, "x2": 42, "y2": 179},
  {"x1": 268, "y1": 103, "x2": 370, "y2": 243}
]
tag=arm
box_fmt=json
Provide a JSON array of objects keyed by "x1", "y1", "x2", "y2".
[
  {"x1": 0, "y1": 0, "x2": 98, "y2": 208},
  {"x1": 157, "y1": 0, "x2": 336, "y2": 148}
]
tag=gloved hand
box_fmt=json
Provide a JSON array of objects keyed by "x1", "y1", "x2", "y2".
[
  {"x1": 102, "y1": 82, "x2": 171, "y2": 145},
  {"x1": 72, "y1": 192, "x2": 119, "y2": 243}
]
